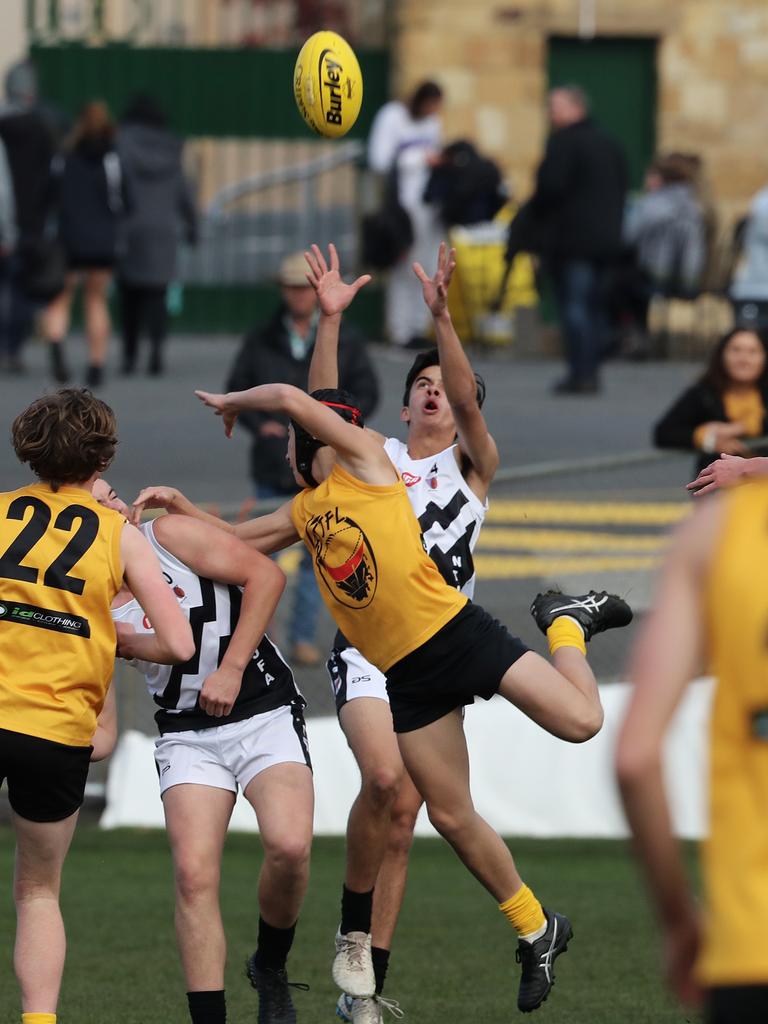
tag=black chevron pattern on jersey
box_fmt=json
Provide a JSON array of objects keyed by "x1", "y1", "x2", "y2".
[
  {"x1": 417, "y1": 489, "x2": 469, "y2": 534},
  {"x1": 427, "y1": 520, "x2": 477, "y2": 590},
  {"x1": 154, "y1": 576, "x2": 218, "y2": 710}
]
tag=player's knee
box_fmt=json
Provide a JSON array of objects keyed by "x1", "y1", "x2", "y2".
[
  {"x1": 174, "y1": 857, "x2": 220, "y2": 902},
  {"x1": 564, "y1": 704, "x2": 604, "y2": 743},
  {"x1": 263, "y1": 833, "x2": 311, "y2": 878},
  {"x1": 425, "y1": 802, "x2": 471, "y2": 842},
  {"x1": 361, "y1": 764, "x2": 403, "y2": 810}
]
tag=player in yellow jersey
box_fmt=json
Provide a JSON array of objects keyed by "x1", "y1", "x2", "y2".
[
  {"x1": 0, "y1": 389, "x2": 194, "y2": 1024},
  {"x1": 617, "y1": 478, "x2": 768, "y2": 1023},
  {"x1": 135, "y1": 376, "x2": 632, "y2": 1013}
]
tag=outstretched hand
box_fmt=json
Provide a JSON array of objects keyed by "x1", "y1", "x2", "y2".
[
  {"x1": 304, "y1": 242, "x2": 371, "y2": 318},
  {"x1": 686, "y1": 452, "x2": 749, "y2": 496},
  {"x1": 195, "y1": 390, "x2": 238, "y2": 438},
  {"x1": 413, "y1": 242, "x2": 457, "y2": 317}
]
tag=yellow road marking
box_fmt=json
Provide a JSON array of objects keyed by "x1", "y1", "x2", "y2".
[
  {"x1": 473, "y1": 554, "x2": 662, "y2": 578},
  {"x1": 487, "y1": 501, "x2": 689, "y2": 525},
  {"x1": 477, "y1": 529, "x2": 668, "y2": 552}
]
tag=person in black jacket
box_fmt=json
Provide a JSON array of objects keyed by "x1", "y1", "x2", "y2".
[
  {"x1": 529, "y1": 86, "x2": 627, "y2": 394},
  {"x1": 42, "y1": 101, "x2": 129, "y2": 387},
  {"x1": 226, "y1": 252, "x2": 379, "y2": 665},
  {"x1": 654, "y1": 327, "x2": 768, "y2": 477}
]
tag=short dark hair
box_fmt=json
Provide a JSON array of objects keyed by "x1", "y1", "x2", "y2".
[
  {"x1": 12, "y1": 388, "x2": 118, "y2": 488},
  {"x1": 409, "y1": 81, "x2": 443, "y2": 119},
  {"x1": 291, "y1": 388, "x2": 364, "y2": 488},
  {"x1": 402, "y1": 348, "x2": 486, "y2": 408}
]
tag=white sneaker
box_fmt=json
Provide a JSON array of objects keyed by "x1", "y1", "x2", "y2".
[
  {"x1": 336, "y1": 993, "x2": 404, "y2": 1023},
  {"x1": 332, "y1": 928, "x2": 375, "y2": 997}
]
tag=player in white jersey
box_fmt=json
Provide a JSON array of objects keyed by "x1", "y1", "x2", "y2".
[
  {"x1": 304, "y1": 243, "x2": 497, "y2": 1023},
  {"x1": 93, "y1": 481, "x2": 313, "y2": 1024}
]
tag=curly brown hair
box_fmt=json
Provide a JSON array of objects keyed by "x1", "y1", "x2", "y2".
[{"x1": 12, "y1": 388, "x2": 118, "y2": 488}]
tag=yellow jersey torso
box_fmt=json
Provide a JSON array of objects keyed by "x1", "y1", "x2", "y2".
[
  {"x1": 0, "y1": 483, "x2": 124, "y2": 746},
  {"x1": 700, "y1": 478, "x2": 768, "y2": 985},
  {"x1": 290, "y1": 464, "x2": 467, "y2": 672}
]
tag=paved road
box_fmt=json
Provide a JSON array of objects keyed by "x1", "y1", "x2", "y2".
[{"x1": 0, "y1": 334, "x2": 700, "y2": 722}]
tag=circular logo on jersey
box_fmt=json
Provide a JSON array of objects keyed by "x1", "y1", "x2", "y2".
[
  {"x1": 315, "y1": 515, "x2": 377, "y2": 608},
  {"x1": 0, "y1": 604, "x2": 6, "y2": 617}
]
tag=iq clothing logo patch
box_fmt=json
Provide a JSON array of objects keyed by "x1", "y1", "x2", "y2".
[{"x1": 0, "y1": 600, "x2": 90, "y2": 637}]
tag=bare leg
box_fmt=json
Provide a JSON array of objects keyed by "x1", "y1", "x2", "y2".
[
  {"x1": 340, "y1": 698, "x2": 404, "y2": 892},
  {"x1": 162, "y1": 783, "x2": 235, "y2": 991},
  {"x1": 13, "y1": 809, "x2": 79, "y2": 1013},
  {"x1": 43, "y1": 274, "x2": 77, "y2": 342},
  {"x1": 371, "y1": 771, "x2": 422, "y2": 951},
  {"x1": 83, "y1": 269, "x2": 112, "y2": 367},
  {"x1": 244, "y1": 762, "x2": 314, "y2": 928},
  {"x1": 497, "y1": 649, "x2": 603, "y2": 743},
  {"x1": 397, "y1": 709, "x2": 523, "y2": 901}
]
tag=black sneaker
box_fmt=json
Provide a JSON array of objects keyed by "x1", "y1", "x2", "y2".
[
  {"x1": 246, "y1": 953, "x2": 308, "y2": 1024},
  {"x1": 516, "y1": 909, "x2": 573, "y2": 1012},
  {"x1": 530, "y1": 589, "x2": 632, "y2": 641}
]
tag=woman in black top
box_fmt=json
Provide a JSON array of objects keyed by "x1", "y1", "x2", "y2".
[
  {"x1": 43, "y1": 101, "x2": 128, "y2": 387},
  {"x1": 653, "y1": 327, "x2": 768, "y2": 476}
]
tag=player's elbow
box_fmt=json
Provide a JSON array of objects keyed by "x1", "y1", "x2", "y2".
[
  {"x1": 615, "y1": 738, "x2": 658, "y2": 787},
  {"x1": 166, "y1": 624, "x2": 196, "y2": 663}
]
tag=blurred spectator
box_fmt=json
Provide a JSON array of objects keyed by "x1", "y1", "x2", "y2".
[
  {"x1": 116, "y1": 94, "x2": 197, "y2": 376},
  {"x1": 368, "y1": 80, "x2": 443, "y2": 348},
  {"x1": 653, "y1": 327, "x2": 768, "y2": 476},
  {"x1": 424, "y1": 139, "x2": 506, "y2": 229},
  {"x1": 42, "y1": 101, "x2": 129, "y2": 387},
  {"x1": 624, "y1": 154, "x2": 705, "y2": 300},
  {"x1": 0, "y1": 60, "x2": 55, "y2": 372},
  {"x1": 528, "y1": 86, "x2": 627, "y2": 394},
  {"x1": 226, "y1": 252, "x2": 379, "y2": 665},
  {"x1": 730, "y1": 184, "x2": 768, "y2": 331}
]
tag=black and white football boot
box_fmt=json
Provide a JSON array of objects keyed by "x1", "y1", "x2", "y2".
[
  {"x1": 516, "y1": 909, "x2": 574, "y2": 1012},
  {"x1": 530, "y1": 589, "x2": 632, "y2": 642}
]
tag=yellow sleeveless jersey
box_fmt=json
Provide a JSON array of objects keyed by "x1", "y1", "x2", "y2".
[
  {"x1": 0, "y1": 483, "x2": 124, "y2": 747},
  {"x1": 700, "y1": 478, "x2": 768, "y2": 985},
  {"x1": 291, "y1": 464, "x2": 467, "y2": 672}
]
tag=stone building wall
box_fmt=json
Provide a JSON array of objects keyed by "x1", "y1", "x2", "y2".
[{"x1": 394, "y1": 0, "x2": 768, "y2": 226}]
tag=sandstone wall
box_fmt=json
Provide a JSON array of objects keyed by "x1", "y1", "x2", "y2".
[{"x1": 394, "y1": 0, "x2": 768, "y2": 226}]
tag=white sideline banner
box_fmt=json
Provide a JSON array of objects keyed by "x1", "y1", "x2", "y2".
[{"x1": 101, "y1": 679, "x2": 713, "y2": 839}]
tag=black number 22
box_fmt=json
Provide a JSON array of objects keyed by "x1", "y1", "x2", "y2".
[{"x1": 0, "y1": 496, "x2": 99, "y2": 595}]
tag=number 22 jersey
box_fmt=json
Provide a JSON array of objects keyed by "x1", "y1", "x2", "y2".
[{"x1": 0, "y1": 483, "x2": 124, "y2": 746}]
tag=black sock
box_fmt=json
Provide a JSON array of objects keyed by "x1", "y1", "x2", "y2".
[
  {"x1": 256, "y1": 915, "x2": 297, "y2": 972},
  {"x1": 372, "y1": 946, "x2": 390, "y2": 995},
  {"x1": 187, "y1": 989, "x2": 226, "y2": 1024},
  {"x1": 341, "y1": 884, "x2": 374, "y2": 935}
]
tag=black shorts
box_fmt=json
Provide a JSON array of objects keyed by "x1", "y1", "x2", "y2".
[
  {"x1": 0, "y1": 727, "x2": 92, "y2": 822},
  {"x1": 706, "y1": 985, "x2": 768, "y2": 1024},
  {"x1": 385, "y1": 602, "x2": 529, "y2": 733}
]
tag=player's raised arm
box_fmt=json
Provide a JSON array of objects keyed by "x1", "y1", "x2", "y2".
[
  {"x1": 305, "y1": 242, "x2": 371, "y2": 393},
  {"x1": 151, "y1": 514, "x2": 286, "y2": 717},
  {"x1": 413, "y1": 243, "x2": 499, "y2": 493},
  {"x1": 120, "y1": 524, "x2": 195, "y2": 664},
  {"x1": 196, "y1": 384, "x2": 394, "y2": 486}
]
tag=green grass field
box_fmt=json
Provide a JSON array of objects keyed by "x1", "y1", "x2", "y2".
[{"x1": 0, "y1": 827, "x2": 696, "y2": 1023}]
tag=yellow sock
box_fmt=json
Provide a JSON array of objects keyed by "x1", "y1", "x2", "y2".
[
  {"x1": 22, "y1": 1015, "x2": 57, "y2": 1024},
  {"x1": 499, "y1": 883, "x2": 546, "y2": 937},
  {"x1": 546, "y1": 615, "x2": 587, "y2": 656}
]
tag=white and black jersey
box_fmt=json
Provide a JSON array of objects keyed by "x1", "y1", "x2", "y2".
[
  {"x1": 383, "y1": 437, "x2": 487, "y2": 597},
  {"x1": 112, "y1": 521, "x2": 302, "y2": 736}
]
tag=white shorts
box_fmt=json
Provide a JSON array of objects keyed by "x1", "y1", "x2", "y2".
[
  {"x1": 154, "y1": 702, "x2": 311, "y2": 797},
  {"x1": 327, "y1": 645, "x2": 389, "y2": 713}
]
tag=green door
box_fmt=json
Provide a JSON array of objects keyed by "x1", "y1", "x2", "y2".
[{"x1": 548, "y1": 36, "x2": 657, "y2": 190}]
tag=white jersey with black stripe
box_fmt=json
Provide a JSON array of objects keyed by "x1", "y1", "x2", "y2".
[
  {"x1": 112, "y1": 521, "x2": 302, "y2": 734},
  {"x1": 383, "y1": 436, "x2": 487, "y2": 597}
]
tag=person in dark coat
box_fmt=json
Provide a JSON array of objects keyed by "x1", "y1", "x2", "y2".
[
  {"x1": 42, "y1": 100, "x2": 129, "y2": 387},
  {"x1": 116, "y1": 94, "x2": 197, "y2": 376},
  {"x1": 424, "y1": 139, "x2": 506, "y2": 228},
  {"x1": 653, "y1": 327, "x2": 768, "y2": 476},
  {"x1": 528, "y1": 86, "x2": 627, "y2": 394},
  {"x1": 226, "y1": 252, "x2": 380, "y2": 665}
]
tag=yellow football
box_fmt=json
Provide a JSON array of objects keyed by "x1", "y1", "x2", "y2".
[{"x1": 293, "y1": 31, "x2": 363, "y2": 139}]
